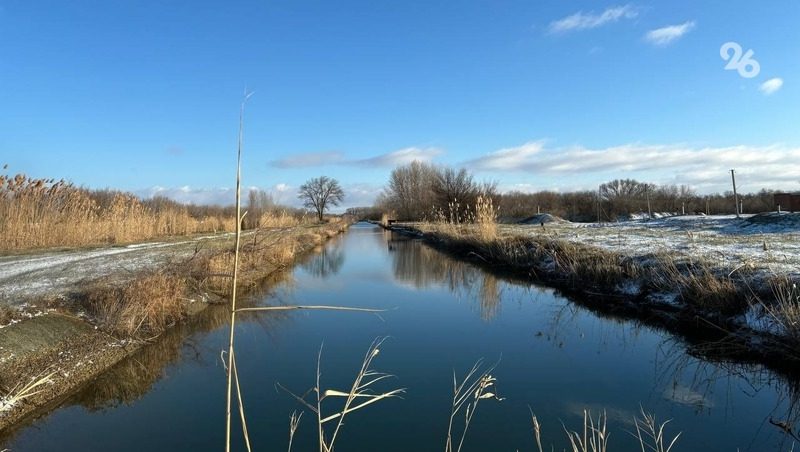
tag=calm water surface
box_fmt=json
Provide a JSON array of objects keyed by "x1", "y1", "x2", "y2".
[{"x1": 3, "y1": 223, "x2": 798, "y2": 451}]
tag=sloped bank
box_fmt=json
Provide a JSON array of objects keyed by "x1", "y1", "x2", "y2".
[
  {"x1": 386, "y1": 223, "x2": 800, "y2": 375},
  {"x1": 0, "y1": 220, "x2": 350, "y2": 433}
]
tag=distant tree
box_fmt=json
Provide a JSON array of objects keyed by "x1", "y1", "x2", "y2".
[
  {"x1": 384, "y1": 161, "x2": 438, "y2": 220},
  {"x1": 298, "y1": 176, "x2": 345, "y2": 222},
  {"x1": 245, "y1": 189, "x2": 275, "y2": 229},
  {"x1": 599, "y1": 179, "x2": 648, "y2": 218}
]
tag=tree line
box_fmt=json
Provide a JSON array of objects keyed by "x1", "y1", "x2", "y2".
[
  {"x1": 375, "y1": 161, "x2": 498, "y2": 221},
  {"x1": 373, "y1": 162, "x2": 781, "y2": 222}
]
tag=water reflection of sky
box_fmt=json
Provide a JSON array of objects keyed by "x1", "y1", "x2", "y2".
[{"x1": 4, "y1": 222, "x2": 799, "y2": 452}]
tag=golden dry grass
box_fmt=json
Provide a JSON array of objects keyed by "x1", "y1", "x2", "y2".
[
  {"x1": 474, "y1": 195, "x2": 498, "y2": 241},
  {"x1": 258, "y1": 211, "x2": 303, "y2": 228},
  {"x1": 0, "y1": 171, "x2": 236, "y2": 251},
  {"x1": 84, "y1": 272, "x2": 187, "y2": 337},
  {"x1": 760, "y1": 277, "x2": 800, "y2": 343}
]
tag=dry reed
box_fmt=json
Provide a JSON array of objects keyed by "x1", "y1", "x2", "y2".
[
  {"x1": 564, "y1": 409, "x2": 610, "y2": 452},
  {"x1": 529, "y1": 408, "x2": 680, "y2": 452},
  {"x1": 474, "y1": 195, "x2": 498, "y2": 240},
  {"x1": 0, "y1": 170, "x2": 237, "y2": 251},
  {"x1": 760, "y1": 277, "x2": 800, "y2": 343},
  {"x1": 280, "y1": 338, "x2": 405, "y2": 452},
  {"x1": 445, "y1": 359, "x2": 502, "y2": 452},
  {"x1": 632, "y1": 408, "x2": 681, "y2": 452},
  {"x1": 84, "y1": 272, "x2": 187, "y2": 337},
  {"x1": 0, "y1": 371, "x2": 56, "y2": 415}
]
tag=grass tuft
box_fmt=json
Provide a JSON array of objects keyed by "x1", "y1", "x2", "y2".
[
  {"x1": 280, "y1": 338, "x2": 405, "y2": 452},
  {"x1": 445, "y1": 359, "x2": 502, "y2": 452},
  {"x1": 760, "y1": 277, "x2": 800, "y2": 343},
  {"x1": 0, "y1": 371, "x2": 56, "y2": 415},
  {"x1": 84, "y1": 272, "x2": 187, "y2": 337}
]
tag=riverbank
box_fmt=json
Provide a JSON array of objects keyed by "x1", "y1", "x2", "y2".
[
  {"x1": 0, "y1": 220, "x2": 350, "y2": 432},
  {"x1": 384, "y1": 216, "x2": 800, "y2": 373}
]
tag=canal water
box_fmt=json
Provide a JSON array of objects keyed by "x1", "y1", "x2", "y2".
[{"x1": 3, "y1": 223, "x2": 798, "y2": 451}]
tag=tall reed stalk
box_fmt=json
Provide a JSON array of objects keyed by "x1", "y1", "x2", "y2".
[{"x1": 225, "y1": 89, "x2": 254, "y2": 452}]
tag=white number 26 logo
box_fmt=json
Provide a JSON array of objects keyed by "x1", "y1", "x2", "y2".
[{"x1": 720, "y1": 42, "x2": 760, "y2": 78}]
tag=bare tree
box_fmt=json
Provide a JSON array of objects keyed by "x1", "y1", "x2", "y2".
[
  {"x1": 599, "y1": 179, "x2": 647, "y2": 218},
  {"x1": 298, "y1": 176, "x2": 345, "y2": 221},
  {"x1": 384, "y1": 161, "x2": 438, "y2": 220},
  {"x1": 244, "y1": 189, "x2": 275, "y2": 229}
]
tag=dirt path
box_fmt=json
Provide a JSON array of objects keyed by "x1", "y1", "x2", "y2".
[{"x1": 0, "y1": 233, "x2": 238, "y2": 305}]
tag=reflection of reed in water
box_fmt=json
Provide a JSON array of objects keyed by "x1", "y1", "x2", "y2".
[
  {"x1": 72, "y1": 272, "x2": 295, "y2": 411},
  {"x1": 300, "y1": 241, "x2": 345, "y2": 279},
  {"x1": 478, "y1": 274, "x2": 500, "y2": 321},
  {"x1": 388, "y1": 235, "x2": 502, "y2": 321},
  {"x1": 654, "y1": 337, "x2": 800, "y2": 447}
]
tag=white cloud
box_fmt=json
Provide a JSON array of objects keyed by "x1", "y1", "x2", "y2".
[
  {"x1": 137, "y1": 182, "x2": 385, "y2": 213},
  {"x1": 355, "y1": 147, "x2": 443, "y2": 167},
  {"x1": 549, "y1": 5, "x2": 638, "y2": 34},
  {"x1": 464, "y1": 141, "x2": 544, "y2": 170},
  {"x1": 465, "y1": 142, "x2": 800, "y2": 194},
  {"x1": 644, "y1": 21, "x2": 695, "y2": 46},
  {"x1": 268, "y1": 147, "x2": 443, "y2": 169},
  {"x1": 759, "y1": 78, "x2": 784, "y2": 95},
  {"x1": 136, "y1": 186, "x2": 236, "y2": 206}
]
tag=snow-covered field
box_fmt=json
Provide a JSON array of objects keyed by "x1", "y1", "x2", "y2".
[{"x1": 502, "y1": 213, "x2": 800, "y2": 280}]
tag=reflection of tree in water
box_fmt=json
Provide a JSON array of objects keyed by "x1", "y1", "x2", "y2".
[
  {"x1": 301, "y1": 241, "x2": 345, "y2": 279},
  {"x1": 387, "y1": 234, "x2": 502, "y2": 321}
]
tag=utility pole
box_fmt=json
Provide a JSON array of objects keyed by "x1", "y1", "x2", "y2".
[
  {"x1": 730, "y1": 169, "x2": 740, "y2": 218},
  {"x1": 597, "y1": 186, "x2": 601, "y2": 223},
  {"x1": 645, "y1": 184, "x2": 652, "y2": 219}
]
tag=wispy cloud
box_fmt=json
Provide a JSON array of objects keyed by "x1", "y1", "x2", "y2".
[
  {"x1": 465, "y1": 141, "x2": 800, "y2": 193},
  {"x1": 269, "y1": 147, "x2": 443, "y2": 169},
  {"x1": 548, "y1": 4, "x2": 638, "y2": 34},
  {"x1": 269, "y1": 151, "x2": 346, "y2": 168},
  {"x1": 354, "y1": 147, "x2": 443, "y2": 167},
  {"x1": 464, "y1": 141, "x2": 545, "y2": 170},
  {"x1": 644, "y1": 21, "x2": 695, "y2": 46},
  {"x1": 759, "y1": 77, "x2": 784, "y2": 95}
]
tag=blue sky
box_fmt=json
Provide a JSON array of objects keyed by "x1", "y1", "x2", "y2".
[{"x1": 1, "y1": 1, "x2": 798, "y2": 209}]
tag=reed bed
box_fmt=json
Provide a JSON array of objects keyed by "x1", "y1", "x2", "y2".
[
  {"x1": 83, "y1": 272, "x2": 187, "y2": 337},
  {"x1": 0, "y1": 171, "x2": 236, "y2": 251},
  {"x1": 415, "y1": 218, "x2": 752, "y2": 316}
]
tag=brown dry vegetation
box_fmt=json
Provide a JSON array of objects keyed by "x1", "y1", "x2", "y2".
[
  {"x1": 406, "y1": 217, "x2": 800, "y2": 364},
  {"x1": 0, "y1": 305, "x2": 14, "y2": 327},
  {"x1": 0, "y1": 171, "x2": 237, "y2": 251},
  {"x1": 84, "y1": 272, "x2": 188, "y2": 337},
  {"x1": 418, "y1": 223, "x2": 752, "y2": 313},
  {"x1": 77, "y1": 218, "x2": 349, "y2": 338}
]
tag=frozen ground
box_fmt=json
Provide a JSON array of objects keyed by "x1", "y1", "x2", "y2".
[
  {"x1": 0, "y1": 233, "x2": 237, "y2": 306},
  {"x1": 502, "y1": 212, "x2": 800, "y2": 280}
]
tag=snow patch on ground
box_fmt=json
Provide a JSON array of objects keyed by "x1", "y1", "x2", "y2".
[
  {"x1": 0, "y1": 233, "x2": 235, "y2": 306},
  {"x1": 504, "y1": 213, "x2": 800, "y2": 337}
]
